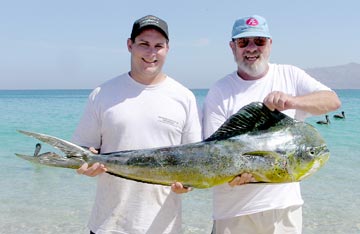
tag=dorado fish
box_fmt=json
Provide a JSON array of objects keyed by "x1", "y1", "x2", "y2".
[{"x1": 15, "y1": 102, "x2": 329, "y2": 189}]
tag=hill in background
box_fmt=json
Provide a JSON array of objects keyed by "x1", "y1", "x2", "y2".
[{"x1": 305, "y1": 63, "x2": 360, "y2": 89}]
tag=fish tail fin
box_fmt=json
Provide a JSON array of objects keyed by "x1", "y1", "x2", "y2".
[
  {"x1": 15, "y1": 151, "x2": 86, "y2": 169},
  {"x1": 17, "y1": 130, "x2": 92, "y2": 158},
  {"x1": 15, "y1": 153, "x2": 42, "y2": 163}
]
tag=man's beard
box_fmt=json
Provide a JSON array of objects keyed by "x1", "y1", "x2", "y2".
[{"x1": 236, "y1": 55, "x2": 268, "y2": 78}]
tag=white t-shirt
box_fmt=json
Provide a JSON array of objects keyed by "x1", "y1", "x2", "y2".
[
  {"x1": 203, "y1": 64, "x2": 332, "y2": 220},
  {"x1": 72, "y1": 73, "x2": 202, "y2": 234}
]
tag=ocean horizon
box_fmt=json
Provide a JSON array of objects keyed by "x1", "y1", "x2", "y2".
[{"x1": 1, "y1": 89, "x2": 359, "y2": 234}]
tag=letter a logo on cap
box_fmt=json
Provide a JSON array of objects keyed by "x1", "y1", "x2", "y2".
[{"x1": 246, "y1": 18, "x2": 259, "y2": 26}]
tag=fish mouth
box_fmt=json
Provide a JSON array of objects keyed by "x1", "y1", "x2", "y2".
[
  {"x1": 310, "y1": 145, "x2": 330, "y2": 175},
  {"x1": 315, "y1": 144, "x2": 330, "y2": 166},
  {"x1": 319, "y1": 144, "x2": 330, "y2": 157},
  {"x1": 319, "y1": 150, "x2": 330, "y2": 164}
]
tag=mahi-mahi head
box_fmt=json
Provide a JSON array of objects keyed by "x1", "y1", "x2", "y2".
[{"x1": 16, "y1": 102, "x2": 329, "y2": 189}]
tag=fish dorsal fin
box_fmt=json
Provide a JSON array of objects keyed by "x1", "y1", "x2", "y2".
[{"x1": 205, "y1": 102, "x2": 295, "y2": 142}]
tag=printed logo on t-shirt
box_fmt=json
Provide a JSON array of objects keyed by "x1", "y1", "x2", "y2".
[{"x1": 158, "y1": 116, "x2": 179, "y2": 128}]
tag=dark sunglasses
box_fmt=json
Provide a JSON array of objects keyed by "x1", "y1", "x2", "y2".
[{"x1": 234, "y1": 37, "x2": 268, "y2": 48}]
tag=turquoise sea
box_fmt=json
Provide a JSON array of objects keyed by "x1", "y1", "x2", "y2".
[{"x1": 0, "y1": 89, "x2": 359, "y2": 234}]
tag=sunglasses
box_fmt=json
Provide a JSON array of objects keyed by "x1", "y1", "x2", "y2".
[{"x1": 234, "y1": 37, "x2": 268, "y2": 48}]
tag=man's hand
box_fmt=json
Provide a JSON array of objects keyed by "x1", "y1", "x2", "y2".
[
  {"x1": 171, "y1": 182, "x2": 192, "y2": 194},
  {"x1": 76, "y1": 147, "x2": 107, "y2": 177},
  {"x1": 263, "y1": 91, "x2": 296, "y2": 111},
  {"x1": 228, "y1": 173, "x2": 256, "y2": 187},
  {"x1": 77, "y1": 162, "x2": 107, "y2": 177}
]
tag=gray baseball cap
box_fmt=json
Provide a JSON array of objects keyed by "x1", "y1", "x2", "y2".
[
  {"x1": 130, "y1": 15, "x2": 169, "y2": 41},
  {"x1": 232, "y1": 15, "x2": 271, "y2": 39}
]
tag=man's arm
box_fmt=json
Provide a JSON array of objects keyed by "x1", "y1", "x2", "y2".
[{"x1": 263, "y1": 90, "x2": 341, "y2": 115}]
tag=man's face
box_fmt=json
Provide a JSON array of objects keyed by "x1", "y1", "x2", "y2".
[
  {"x1": 128, "y1": 28, "x2": 169, "y2": 81},
  {"x1": 230, "y1": 37, "x2": 272, "y2": 79}
]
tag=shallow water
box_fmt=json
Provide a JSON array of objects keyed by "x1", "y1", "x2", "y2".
[{"x1": 1, "y1": 89, "x2": 359, "y2": 234}]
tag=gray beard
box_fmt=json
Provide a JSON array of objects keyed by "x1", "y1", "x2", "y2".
[{"x1": 237, "y1": 59, "x2": 268, "y2": 78}]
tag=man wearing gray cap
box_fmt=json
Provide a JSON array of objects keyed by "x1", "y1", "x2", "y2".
[
  {"x1": 73, "y1": 15, "x2": 201, "y2": 234},
  {"x1": 203, "y1": 15, "x2": 340, "y2": 234}
]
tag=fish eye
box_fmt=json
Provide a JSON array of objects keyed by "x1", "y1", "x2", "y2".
[{"x1": 308, "y1": 148, "x2": 315, "y2": 155}]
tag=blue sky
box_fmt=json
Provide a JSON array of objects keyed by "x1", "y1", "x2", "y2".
[{"x1": 1, "y1": 0, "x2": 359, "y2": 89}]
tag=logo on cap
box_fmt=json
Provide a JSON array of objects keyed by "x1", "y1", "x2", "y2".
[
  {"x1": 246, "y1": 18, "x2": 259, "y2": 26},
  {"x1": 139, "y1": 17, "x2": 159, "y2": 27}
]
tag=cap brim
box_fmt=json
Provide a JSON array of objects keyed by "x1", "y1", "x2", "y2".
[
  {"x1": 232, "y1": 31, "x2": 271, "y2": 39},
  {"x1": 139, "y1": 25, "x2": 169, "y2": 40}
]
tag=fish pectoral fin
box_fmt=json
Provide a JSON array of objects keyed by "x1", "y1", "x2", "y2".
[{"x1": 243, "y1": 151, "x2": 280, "y2": 159}]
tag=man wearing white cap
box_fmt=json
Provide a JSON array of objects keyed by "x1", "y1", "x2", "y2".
[
  {"x1": 203, "y1": 15, "x2": 340, "y2": 234},
  {"x1": 73, "y1": 15, "x2": 201, "y2": 234}
]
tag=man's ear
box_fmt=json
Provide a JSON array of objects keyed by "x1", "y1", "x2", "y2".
[
  {"x1": 127, "y1": 38, "x2": 133, "y2": 52},
  {"x1": 229, "y1": 40, "x2": 236, "y2": 54}
]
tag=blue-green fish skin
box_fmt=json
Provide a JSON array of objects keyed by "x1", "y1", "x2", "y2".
[{"x1": 15, "y1": 102, "x2": 329, "y2": 189}]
